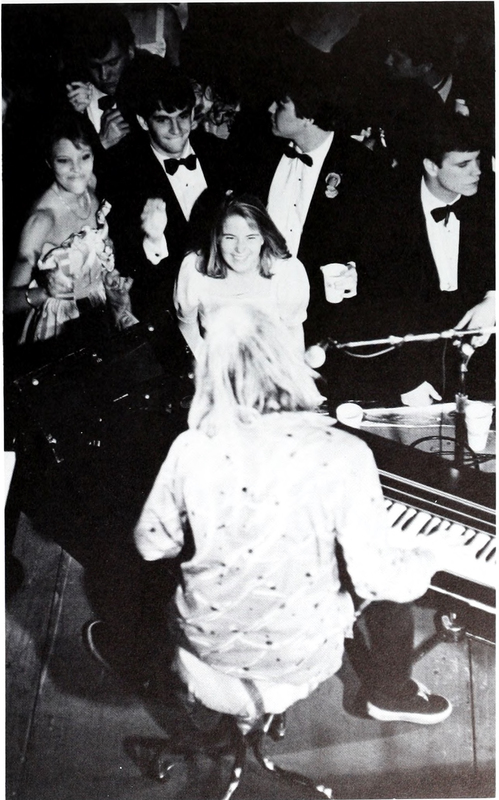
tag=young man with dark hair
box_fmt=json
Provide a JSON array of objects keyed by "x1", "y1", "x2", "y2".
[
  {"x1": 238, "y1": 71, "x2": 389, "y2": 347},
  {"x1": 65, "y1": 7, "x2": 155, "y2": 152},
  {"x1": 107, "y1": 66, "x2": 232, "y2": 326},
  {"x1": 352, "y1": 114, "x2": 495, "y2": 405}
]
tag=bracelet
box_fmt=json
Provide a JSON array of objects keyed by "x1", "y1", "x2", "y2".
[{"x1": 25, "y1": 288, "x2": 36, "y2": 308}]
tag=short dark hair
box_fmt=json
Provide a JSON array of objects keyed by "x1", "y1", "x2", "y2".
[
  {"x1": 424, "y1": 114, "x2": 483, "y2": 167},
  {"x1": 44, "y1": 112, "x2": 95, "y2": 161},
  {"x1": 200, "y1": 193, "x2": 290, "y2": 279},
  {"x1": 133, "y1": 66, "x2": 196, "y2": 120},
  {"x1": 80, "y1": 7, "x2": 135, "y2": 60},
  {"x1": 272, "y1": 72, "x2": 347, "y2": 132}
]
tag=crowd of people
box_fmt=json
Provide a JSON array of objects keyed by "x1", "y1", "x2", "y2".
[{"x1": 4, "y1": 2, "x2": 495, "y2": 786}]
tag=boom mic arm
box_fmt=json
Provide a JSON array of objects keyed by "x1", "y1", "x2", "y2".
[{"x1": 304, "y1": 327, "x2": 496, "y2": 367}]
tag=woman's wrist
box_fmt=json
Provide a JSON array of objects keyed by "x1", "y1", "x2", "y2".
[{"x1": 25, "y1": 286, "x2": 48, "y2": 309}]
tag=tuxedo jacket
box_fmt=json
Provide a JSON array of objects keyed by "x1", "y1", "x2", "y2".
[
  {"x1": 106, "y1": 128, "x2": 232, "y2": 323},
  {"x1": 347, "y1": 181, "x2": 496, "y2": 398},
  {"x1": 237, "y1": 130, "x2": 391, "y2": 343},
  {"x1": 358, "y1": 182, "x2": 495, "y2": 336}
]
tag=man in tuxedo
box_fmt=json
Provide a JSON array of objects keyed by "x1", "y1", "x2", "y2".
[
  {"x1": 64, "y1": 8, "x2": 141, "y2": 152},
  {"x1": 355, "y1": 114, "x2": 495, "y2": 406},
  {"x1": 238, "y1": 72, "x2": 388, "y2": 347},
  {"x1": 107, "y1": 66, "x2": 231, "y2": 326}
]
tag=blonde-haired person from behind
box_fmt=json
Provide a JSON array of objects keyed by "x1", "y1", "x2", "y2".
[{"x1": 134, "y1": 303, "x2": 452, "y2": 738}]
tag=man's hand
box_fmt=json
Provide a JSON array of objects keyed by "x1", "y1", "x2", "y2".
[
  {"x1": 141, "y1": 198, "x2": 168, "y2": 244},
  {"x1": 401, "y1": 381, "x2": 442, "y2": 407},
  {"x1": 99, "y1": 109, "x2": 131, "y2": 150},
  {"x1": 66, "y1": 82, "x2": 93, "y2": 113},
  {"x1": 454, "y1": 293, "x2": 496, "y2": 347}
]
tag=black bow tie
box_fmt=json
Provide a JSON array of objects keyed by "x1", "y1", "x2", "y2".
[
  {"x1": 284, "y1": 145, "x2": 313, "y2": 167},
  {"x1": 98, "y1": 95, "x2": 116, "y2": 112},
  {"x1": 431, "y1": 200, "x2": 464, "y2": 225},
  {"x1": 163, "y1": 154, "x2": 197, "y2": 175}
]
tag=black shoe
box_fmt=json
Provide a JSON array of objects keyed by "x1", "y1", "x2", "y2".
[
  {"x1": 82, "y1": 620, "x2": 111, "y2": 670},
  {"x1": 367, "y1": 679, "x2": 452, "y2": 724}
]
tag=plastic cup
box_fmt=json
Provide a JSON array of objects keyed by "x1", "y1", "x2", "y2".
[
  {"x1": 320, "y1": 263, "x2": 357, "y2": 304},
  {"x1": 336, "y1": 402, "x2": 364, "y2": 428},
  {"x1": 464, "y1": 401, "x2": 494, "y2": 452}
]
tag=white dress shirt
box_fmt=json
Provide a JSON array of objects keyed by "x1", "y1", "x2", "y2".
[
  {"x1": 144, "y1": 141, "x2": 208, "y2": 264},
  {"x1": 421, "y1": 178, "x2": 460, "y2": 292},
  {"x1": 267, "y1": 133, "x2": 334, "y2": 257},
  {"x1": 86, "y1": 89, "x2": 114, "y2": 133}
]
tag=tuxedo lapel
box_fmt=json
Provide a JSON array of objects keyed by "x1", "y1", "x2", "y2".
[{"x1": 139, "y1": 143, "x2": 187, "y2": 225}]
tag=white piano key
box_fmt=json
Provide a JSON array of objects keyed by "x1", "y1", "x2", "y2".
[
  {"x1": 462, "y1": 532, "x2": 496, "y2": 561},
  {"x1": 443, "y1": 533, "x2": 496, "y2": 586},
  {"x1": 385, "y1": 502, "x2": 412, "y2": 526},
  {"x1": 385, "y1": 501, "x2": 495, "y2": 588}
]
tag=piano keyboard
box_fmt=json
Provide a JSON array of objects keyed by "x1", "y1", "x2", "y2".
[
  {"x1": 335, "y1": 422, "x2": 496, "y2": 629},
  {"x1": 385, "y1": 498, "x2": 496, "y2": 592}
]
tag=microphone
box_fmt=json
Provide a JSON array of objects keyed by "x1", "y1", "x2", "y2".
[
  {"x1": 458, "y1": 341, "x2": 476, "y2": 372},
  {"x1": 304, "y1": 341, "x2": 332, "y2": 368}
]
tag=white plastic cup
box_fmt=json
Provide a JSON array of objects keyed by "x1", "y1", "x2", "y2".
[
  {"x1": 320, "y1": 263, "x2": 357, "y2": 304},
  {"x1": 336, "y1": 402, "x2": 364, "y2": 428},
  {"x1": 464, "y1": 401, "x2": 494, "y2": 452}
]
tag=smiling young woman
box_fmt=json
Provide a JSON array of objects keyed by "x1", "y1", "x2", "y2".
[
  {"x1": 173, "y1": 193, "x2": 310, "y2": 359},
  {"x1": 5, "y1": 112, "x2": 136, "y2": 345}
]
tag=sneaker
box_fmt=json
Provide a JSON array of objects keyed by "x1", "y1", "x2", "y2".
[
  {"x1": 366, "y1": 680, "x2": 452, "y2": 725},
  {"x1": 82, "y1": 620, "x2": 111, "y2": 670}
]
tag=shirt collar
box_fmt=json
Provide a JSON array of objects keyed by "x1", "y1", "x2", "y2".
[
  {"x1": 421, "y1": 177, "x2": 461, "y2": 214},
  {"x1": 291, "y1": 131, "x2": 334, "y2": 162},
  {"x1": 150, "y1": 140, "x2": 194, "y2": 167}
]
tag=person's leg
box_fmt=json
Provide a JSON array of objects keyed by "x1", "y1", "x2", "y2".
[
  {"x1": 362, "y1": 600, "x2": 414, "y2": 702},
  {"x1": 352, "y1": 601, "x2": 452, "y2": 724}
]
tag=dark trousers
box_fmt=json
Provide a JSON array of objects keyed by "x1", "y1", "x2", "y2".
[{"x1": 348, "y1": 601, "x2": 415, "y2": 701}]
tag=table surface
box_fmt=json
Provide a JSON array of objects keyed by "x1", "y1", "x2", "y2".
[{"x1": 356, "y1": 402, "x2": 496, "y2": 474}]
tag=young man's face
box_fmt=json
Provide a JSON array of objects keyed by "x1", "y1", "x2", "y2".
[
  {"x1": 141, "y1": 105, "x2": 195, "y2": 157},
  {"x1": 88, "y1": 39, "x2": 133, "y2": 96},
  {"x1": 268, "y1": 97, "x2": 307, "y2": 141},
  {"x1": 425, "y1": 150, "x2": 481, "y2": 201}
]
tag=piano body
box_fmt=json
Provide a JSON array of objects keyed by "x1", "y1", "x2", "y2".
[{"x1": 344, "y1": 425, "x2": 496, "y2": 643}]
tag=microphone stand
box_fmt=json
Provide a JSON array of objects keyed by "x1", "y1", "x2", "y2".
[
  {"x1": 315, "y1": 327, "x2": 496, "y2": 469},
  {"x1": 454, "y1": 350, "x2": 470, "y2": 468}
]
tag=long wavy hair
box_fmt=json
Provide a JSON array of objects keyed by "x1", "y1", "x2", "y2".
[
  {"x1": 197, "y1": 193, "x2": 291, "y2": 279},
  {"x1": 188, "y1": 303, "x2": 324, "y2": 435}
]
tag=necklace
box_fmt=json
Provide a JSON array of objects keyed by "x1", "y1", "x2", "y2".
[{"x1": 52, "y1": 185, "x2": 92, "y2": 221}]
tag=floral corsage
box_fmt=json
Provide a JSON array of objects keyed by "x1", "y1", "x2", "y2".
[{"x1": 325, "y1": 172, "x2": 342, "y2": 199}]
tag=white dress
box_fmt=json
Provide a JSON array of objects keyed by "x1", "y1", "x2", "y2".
[{"x1": 174, "y1": 251, "x2": 310, "y2": 331}]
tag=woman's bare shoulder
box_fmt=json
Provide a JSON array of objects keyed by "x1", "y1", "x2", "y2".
[{"x1": 21, "y1": 203, "x2": 57, "y2": 242}]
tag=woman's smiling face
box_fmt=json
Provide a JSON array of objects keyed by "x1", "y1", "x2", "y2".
[
  {"x1": 220, "y1": 214, "x2": 264, "y2": 275},
  {"x1": 50, "y1": 138, "x2": 94, "y2": 195}
]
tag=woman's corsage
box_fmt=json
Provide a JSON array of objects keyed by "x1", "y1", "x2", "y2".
[{"x1": 325, "y1": 172, "x2": 342, "y2": 199}]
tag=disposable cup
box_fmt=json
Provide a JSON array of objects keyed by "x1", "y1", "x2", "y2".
[
  {"x1": 336, "y1": 402, "x2": 364, "y2": 428},
  {"x1": 320, "y1": 263, "x2": 357, "y2": 304},
  {"x1": 464, "y1": 401, "x2": 494, "y2": 452}
]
